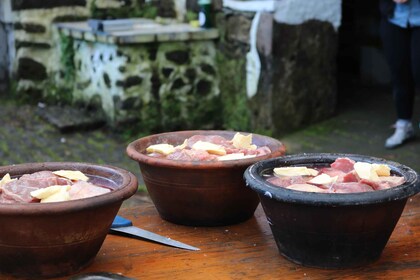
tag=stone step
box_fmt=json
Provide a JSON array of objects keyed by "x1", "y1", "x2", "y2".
[{"x1": 37, "y1": 104, "x2": 106, "y2": 133}]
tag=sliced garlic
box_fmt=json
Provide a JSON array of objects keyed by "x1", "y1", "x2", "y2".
[
  {"x1": 231, "y1": 133, "x2": 256, "y2": 150},
  {"x1": 354, "y1": 162, "x2": 379, "y2": 181},
  {"x1": 0, "y1": 173, "x2": 15, "y2": 188},
  {"x1": 146, "y1": 143, "x2": 175, "y2": 155},
  {"x1": 287, "y1": 184, "x2": 325, "y2": 193},
  {"x1": 40, "y1": 189, "x2": 70, "y2": 203},
  {"x1": 372, "y1": 164, "x2": 391, "y2": 176},
  {"x1": 274, "y1": 167, "x2": 319, "y2": 177},
  {"x1": 53, "y1": 170, "x2": 89, "y2": 181},
  {"x1": 31, "y1": 185, "x2": 70, "y2": 199},
  {"x1": 192, "y1": 141, "x2": 226, "y2": 155},
  {"x1": 307, "y1": 173, "x2": 337, "y2": 185},
  {"x1": 217, "y1": 153, "x2": 256, "y2": 161},
  {"x1": 175, "y1": 139, "x2": 188, "y2": 150}
]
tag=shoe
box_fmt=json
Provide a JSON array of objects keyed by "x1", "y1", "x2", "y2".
[{"x1": 385, "y1": 120, "x2": 415, "y2": 149}]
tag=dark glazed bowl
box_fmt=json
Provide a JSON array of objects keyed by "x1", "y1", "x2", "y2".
[
  {"x1": 0, "y1": 162, "x2": 138, "y2": 278},
  {"x1": 126, "y1": 130, "x2": 285, "y2": 226},
  {"x1": 244, "y1": 153, "x2": 420, "y2": 269}
]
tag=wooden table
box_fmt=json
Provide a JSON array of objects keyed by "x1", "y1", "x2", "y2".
[{"x1": 7, "y1": 195, "x2": 420, "y2": 280}]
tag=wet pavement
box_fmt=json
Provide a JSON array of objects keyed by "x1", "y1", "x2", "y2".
[{"x1": 0, "y1": 84, "x2": 419, "y2": 205}]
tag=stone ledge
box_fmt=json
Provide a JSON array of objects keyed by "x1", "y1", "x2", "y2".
[
  {"x1": 37, "y1": 105, "x2": 106, "y2": 133},
  {"x1": 55, "y1": 19, "x2": 219, "y2": 45}
]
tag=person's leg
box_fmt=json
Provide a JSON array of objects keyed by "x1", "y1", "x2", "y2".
[
  {"x1": 380, "y1": 19, "x2": 415, "y2": 148},
  {"x1": 411, "y1": 26, "x2": 420, "y2": 90},
  {"x1": 380, "y1": 19, "x2": 415, "y2": 120}
]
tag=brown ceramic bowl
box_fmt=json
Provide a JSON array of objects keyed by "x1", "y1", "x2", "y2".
[
  {"x1": 244, "y1": 153, "x2": 420, "y2": 268},
  {"x1": 0, "y1": 162, "x2": 138, "y2": 278},
  {"x1": 126, "y1": 130, "x2": 286, "y2": 226}
]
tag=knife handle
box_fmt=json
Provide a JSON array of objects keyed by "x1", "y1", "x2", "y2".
[{"x1": 112, "y1": 215, "x2": 133, "y2": 228}]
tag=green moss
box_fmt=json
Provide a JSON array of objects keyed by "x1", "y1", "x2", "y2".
[
  {"x1": 59, "y1": 33, "x2": 75, "y2": 83},
  {"x1": 216, "y1": 52, "x2": 251, "y2": 131},
  {"x1": 137, "y1": 184, "x2": 147, "y2": 193}
]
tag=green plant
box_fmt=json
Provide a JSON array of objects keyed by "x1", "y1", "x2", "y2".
[{"x1": 59, "y1": 33, "x2": 75, "y2": 83}]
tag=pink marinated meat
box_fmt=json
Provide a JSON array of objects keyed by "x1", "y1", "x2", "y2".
[
  {"x1": 330, "y1": 157, "x2": 356, "y2": 173},
  {"x1": 341, "y1": 171, "x2": 359, "y2": 183},
  {"x1": 147, "y1": 134, "x2": 272, "y2": 161},
  {"x1": 167, "y1": 149, "x2": 218, "y2": 161},
  {"x1": 331, "y1": 182, "x2": 374, "y2": 193},
  {"x1": 1, "y1": 180, "x2": 40, "y2": 203},
  {"x1": 267, "y1": 176, "x2": 309, "y2": 188},
  {"x1": 266, "y1": 157, "x2": 405, "y2": 194},
  {"x1": 319, "y1": 168, "x2": 347, "y2": 179},
  {"x1": 19, "y1": 171, "x2": 70, "y2": 188},
  {"x1": 68, "y1": 181, "x2": 111, "y2": 200},
  {"x1": 249, "y1": 146, "x2": 272, "y2": 157},
  {"x1": 0, "y1": 171, "x2": 71, "y2": 203},
  {"x1": 360, "y1": 176, "x2": 405, "y2": 190}
]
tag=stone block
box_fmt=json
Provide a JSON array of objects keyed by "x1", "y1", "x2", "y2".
[
  {"x1": 165, "y1": 50, "x2": 190, "y2": 64},
  {"x1": 225, "y1": 14, "x2": 251, "y2": 44},
  {"x1": 17, "y1": 57, "x2": 47, "y2": 81},
  {"x1": 12, "y1": 0, "x2": 86, "y2": 10},
  {"x1": 268, "y1": 19, "x2": 337, "y2": 135}
]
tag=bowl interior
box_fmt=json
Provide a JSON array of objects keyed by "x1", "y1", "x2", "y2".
[
  {"x1": 127, "y1": 130, "x2": 286, "y2": 169},
  {"x1": 245, "y1": 153, "x2": 420, "y2": 206},
  {"x1": 0, "y1": 162, "x2": 138, "y2": 214}
]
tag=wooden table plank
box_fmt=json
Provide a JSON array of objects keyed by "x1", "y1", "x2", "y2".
[
  {"x1": 5, "y1": 194, "x2": 420, "y2": 280},
  {"x1": 80, "y1": 194, "x2": 420, "y2": 280}
]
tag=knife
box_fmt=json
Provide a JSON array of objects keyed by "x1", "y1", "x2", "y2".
[{"x1": 109, "y1": 215, "x2": 200, "y2": 251}]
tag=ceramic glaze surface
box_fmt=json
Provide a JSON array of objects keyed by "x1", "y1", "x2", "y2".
[
  {"x1": 0, "y1": 162, "x2": 138, "y2": 278},
  {"x1": 244, "y1": 153, "x2": 420, "y2": 268},
  {"x1": 127, "y1": 130, "x2": 285, "y2": 226}
]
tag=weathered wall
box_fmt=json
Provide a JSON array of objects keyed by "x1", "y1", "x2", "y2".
[
  {"x1": 9, "y1": 0, "x2": 179, "y2": 102},
  {"x1": 70, "y1": 39, "x2": 220, "y2": 131},
  {"x1": 217, "y1": 0, "x2": 340, "y2": 137},
  {"x1": 11, "y1": 0, "x2": 89, "y2": 100}
]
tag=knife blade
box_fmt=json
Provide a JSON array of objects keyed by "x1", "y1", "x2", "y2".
[{"x1": 109, "y1": 215, "x2": 200, "y2": 251}]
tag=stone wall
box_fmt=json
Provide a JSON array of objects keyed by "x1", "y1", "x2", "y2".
[
  {"x1": 216, "y1": 0, "x2": 340, "y2": 137},
  {"x1": 8, "y1": 0, "x2": 179, "y2": 102},
  {"x1": 10, "y1": 0, "x2": 90, "y2": 101},
  {"x1": 2, "y1": 0, "x2": 341, "y2": 138},
  {"x1": 70, "y1": 39, "x2": 220, "y2": 131}
]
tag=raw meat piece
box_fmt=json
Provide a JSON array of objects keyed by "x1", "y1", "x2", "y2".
[
  {"x1": 68, "y1": 181, "x2": 110, "y2": 200},
  {"x1": 342, "y1": 171, "x2": 359, "y2": 183},
  {"x1": 331, "y1": 182, "x2": 374, "y2": 193},
  {"x1": 19, "y1": 171, "x2": 70, "y2": 188},
  {"x1": 360, "y1": 176, "x2": 405, "y2": 190},
  {"x1": 1, "y1": 180, "x2": 40, "y2": 203},
  {"x1": 267, "y1": 176, "x2": 309, "y2": 188},
  {"x1": 167, "y1": 149, "x2": 218, "y2": 161},
  {"x1": 331, "y1": 157, "x2": 356, "y2": 173}
]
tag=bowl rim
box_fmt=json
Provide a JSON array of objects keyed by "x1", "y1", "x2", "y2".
[
  {"x1": 126, "y1": 130, "x2": 286, "y2": 169},
  {"x1": 244, "y1": 153, "x2": 420, "y2": 206},
  {"x1": 0, "y1": 162, "x2": 138, "y2": 214}
]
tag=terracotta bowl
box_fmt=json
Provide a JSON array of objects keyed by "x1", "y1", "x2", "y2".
[
  {"x1": 126, "y1": 130, "x2": 285, "y2": 226},
  {"x1": 244, "y1": 153, "x2": 420, "y2": 268},
  {"x1": 0, "y1": 162, "x2": 138, "y2": 278}
]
